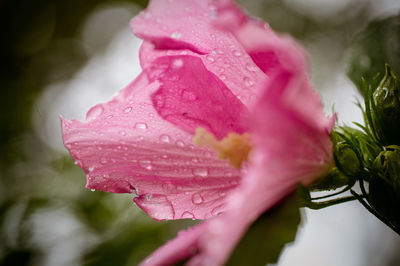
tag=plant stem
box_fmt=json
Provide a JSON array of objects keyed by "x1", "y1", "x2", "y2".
[{"x1": 350, "y1": 190, "x2": 400, "y2": 236}]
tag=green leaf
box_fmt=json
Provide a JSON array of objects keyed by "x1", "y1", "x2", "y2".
[
  {"x1": 227, "y1": 190, "x2": 301, "y2": 266},
  {"x1": 347, "y1": 14, "x2": 400, "y2": 93}
]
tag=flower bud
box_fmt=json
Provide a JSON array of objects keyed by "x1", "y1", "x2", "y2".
[
  {"x1": 334, "y1": 142, "x2": 361, "y2": 178},
  {"x1": 369, "y1": 145, "x2": 400, "y2": 228},
  {"x1": 372, "y1": 145, "x2": 400, "y2": 191},
  {"x1": 373, "y1": 65, "x2": 400, "y2": 145}
]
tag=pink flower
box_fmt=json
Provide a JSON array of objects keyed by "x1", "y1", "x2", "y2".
[{"x1": 61, "y1": 0, "x2": 334, "y2": 265}]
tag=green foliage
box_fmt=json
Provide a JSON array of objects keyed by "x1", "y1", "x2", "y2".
[
  {"x1": 227, "y1": 190, "x2": 301, "y2": 266},
  {"x1": 372, "y1": 65, "x2": 400, "y2": 145},
  {"x1": 369, "y1": 146, "x2": 400, "y2": 229},
  {"x1": 347, "y1": 14, "x2": 400, "y2": 92}
]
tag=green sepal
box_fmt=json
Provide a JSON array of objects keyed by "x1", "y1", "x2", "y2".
[
  {"x1": 369, "y1": 145, "x2": 400, "y2": 229},
  {"x1": 372, "y1": 65, "x2": 400, "y2": 145},
  {"x1": 309, "y1": 167, "x2": 353, "y2": 192}
]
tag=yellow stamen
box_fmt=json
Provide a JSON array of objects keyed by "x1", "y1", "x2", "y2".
[{"x1": 193, "y1": 127, "x2": 252, "y2": 168}]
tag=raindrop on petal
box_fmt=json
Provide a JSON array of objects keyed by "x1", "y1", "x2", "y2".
[
  {"x1": 124, "y1": 106, "x2": 133, "y2": 113},
  {"x1": 192, "y1": 193, "x2": 204, "y2": 204},
  {"x1": 193, "y1": 168, "x2": 208, "y2": 177},
  {"x1": 139, "y1": 160, "x2": 152, "y2": 170},
  {"x1": 159, "y1": 134, "x2": 171, "y2": 143},
  {"x1": 86, "y1": 105, "x2": 104, "y2": 121},
  {"x1": 181, "y1": 211, "x2": 195, "y2": 219},
  {"x1": 135, "y1": 123, "x2": 148, "y2": 130}
]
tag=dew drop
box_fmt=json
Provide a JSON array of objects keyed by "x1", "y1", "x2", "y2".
[
  {"x1": 159, "y1": 134, "x2": 171, "y2": 143},
  {"x1": 100, "y1": 159, "x2": 108, "y2": 165},
  {"x1": 139, "y1": 160, "x2": 152, "y2": 170},
  {"x1": 86, "y1": 105, "x2": 104, "y2": 121},
  {"x1": 146, "y1": 194, "x2": 152, "y2": 200},
  {"x1": 91, "y1": 189, "x2": 96, "y2": 192},
  {"x1": 120, "y1": 131, "x2": 126, "y2": 136},
  {"x1": 175, "y1": 140, "x2": 185, "y2": 147},
  {"x1": 232, "y1": 50, "x2": 242, "y2": 57},
  {"x1": 246, "y1": 63, "x2": 258, "y2": 72},
  {"x1": 88, "y1": 167, "x2": 94, "y2": 172},
  {"x1": 192, "y1": 193, "x2": 204, "y2": 204},
  {"x1": 206, "y1": 55, "x2": 215, "y2": 62},
  {"x1": 97, "y1": 146, "x2": 102, "y2": 151},
  {"x1": 173, "y1": 59, "x2": 184, "y2": 68},
  {"x1": 181, "y1": 211, "x2": 195, "y2": 219},
  {"x1": 135, "y1": 123, "x2": 148, "y2": 130},
  {"x1": 193, "y1": 168, "x2": 208, "y2": 177},
  {"x1": 211, "y1": 205, "x2": 224, "y2": 216},
  {"x1": 171, "y1": 32, "x2": 182, "y2": 39},
  {"x1": 124, "y1": 106, "x2": 133, "y2": 113},
  {"x1": 243, "y1": 77, "x2": 254, "y2": 87},
  {"x1": 220, "y1": 74, "x2": 226, "y2": 80}
]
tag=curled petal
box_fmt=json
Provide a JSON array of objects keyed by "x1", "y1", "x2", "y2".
[
  {"x1": 146, "y1": 55, "x2": 248, "y2": 139},
  {"x1": 61, "y1": 72, "x2": 241, "y2": 220},
  {"x1": 215, "y1": 0, "x2": 335, "y2": 132},
  {"x1": 131, "y1": 0, "x2": 267, "y2": 106}
]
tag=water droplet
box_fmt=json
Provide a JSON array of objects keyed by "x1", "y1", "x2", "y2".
[
  {"x1": 243, "y1": 77, "x2": 254, "y2": 87},
  {"x1": 211, "y1": 205, "x2": 224, "y2": 216},
  {"x1": 161, "y1": 154, "x2": 168, "y2": 159},
  {"x1": 206, "y1": 55, "x2": 215, "y2": 62},
  {"x1": 181, "y1": 211, "x2": 195, "y2": 219},
  {"x1": 171, "y1": 32, "x2": 181, "y2": 39},
  {"x1": 246, "y1": 63, "x2": 258, "y2": 72},
  {"x1": 159, "y1": 134, "x2": 171, "y2": 143},
  {"x1": 100, "y1": 159, "x2": 108, "y2": 165},
  {"x1": 97, "y1": 146, "x2": 102, "y2": 151},
  {"x1": 173, "y1": 59, "x2": 184, "y2": 68},
  {"x1": 91, "y1": 189, "x2": 96, "y2": 192},
  {"x1": 191, "y1": 158, "x2": 199, "y2": 163},
  {"x1": 124, "y1": 106, "x2": 132, "y2": 113},
  {"x1": 139, "y1": 160, "x2": 152, "y2": 170},
  {"x1": 86, "y1": 105, "x2": 104, "y2": 121},
  {"x1": 220, "y1": 74, "x2": 226, "y2": 80},
  {"x1": 193, "y1": 168, "x2": 208, "y2": 177},
  {"x1": 88, "y1": 167, "x2": 94, "y2": 172},
  {"x1": 192, "y1": 193, "x2": 204, "y2": 204},
  {"x1": 120, "y1": 131, "x2": 126, "y2": 136},
  {"x1": 146, "y1": 194, "x2": 152, "y2": 200},
  {"x1": 175, "y1": 140, "x2": 185, "y2": 147},
  {"x1": 232, "y1": 50, "x2": 242, "y2": 57},
  {"x1": 135, "y1": 123, "x2": 148, "y2": 130}
]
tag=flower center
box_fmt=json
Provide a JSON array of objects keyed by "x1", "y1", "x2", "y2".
[{"x1": 193, "y1": 127, "x2": 252, "y2": 168}]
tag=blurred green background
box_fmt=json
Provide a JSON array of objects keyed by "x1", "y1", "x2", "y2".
[{"x1": 1, "y1": 0, "x2": 400, "y2": 265}]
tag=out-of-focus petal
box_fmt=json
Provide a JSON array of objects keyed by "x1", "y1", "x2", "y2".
[
  {"x1": 131, "y1": 0, "x2": 267, "y2": 107},
  {"x1": 61, "y1": 72, "x2": 240, "y2": 220},
  {"x1": 145, "y1": 55, "x2": 247, "y2": 139},
  {"x1": 139, "y1": 223, "x2": 206, "y2": 266},
  {"x1": 215, "y1": 0, "x2": 335, "y2": 132}
]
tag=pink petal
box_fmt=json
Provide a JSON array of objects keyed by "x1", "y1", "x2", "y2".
[
  {"x1": 131, "y1": 0, "x2": 267, "y2": 107},
  {"x1": 61, "y1": 72, "x2": 241, "y2": 220},
  {"x1": 141, "y1": 10, "x2": 334, "y2": 262},
  {"x1": 145, "y1": 55, "x2": 247, "y2": 139},
  {"x1": 139, "y1": 223, "x2": 207, "y2": 266},
  {"x1": 214, "y1": 0, "x2": 335, "y2": 132}
]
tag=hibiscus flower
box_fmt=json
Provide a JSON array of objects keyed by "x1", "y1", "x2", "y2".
[{"x1": 61, "y1": 0, "x2": 334, "y2": 265}]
